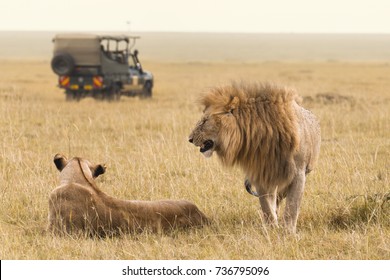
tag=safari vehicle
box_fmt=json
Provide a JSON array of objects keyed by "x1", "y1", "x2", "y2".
[{"x1": 51, "y1": 34, "x2": 153, "y2": 101}]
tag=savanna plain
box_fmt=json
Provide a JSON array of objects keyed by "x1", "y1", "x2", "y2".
[{"x1": 0, "y1": 32, "x2": 389, "y2": 259}]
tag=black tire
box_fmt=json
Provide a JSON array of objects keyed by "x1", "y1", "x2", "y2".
[
  {"x1": 94, "y1": 91, "x2": 104, "y2": 101},
  {"x1": 65, "y1": 90, "x2": 80, "y2": 102},
  {"x1": 106, "y1": 84, "x2": 121, "y2": 101},
  {"x1": 51, "y1": 53, "x2": 75, "y2": 76},
  {"x1": 140, "y1": 81, "x2": 152, "y2": 99}
]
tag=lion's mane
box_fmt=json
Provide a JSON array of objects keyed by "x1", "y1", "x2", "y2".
[{"x1": 201, "y1": 82, "x2": 300, "y2": 187}]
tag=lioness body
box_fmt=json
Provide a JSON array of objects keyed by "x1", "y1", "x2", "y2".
[
  {"x1": 49, "y1": 154, "x2": 208, "y2": 235},
  {"x1": 189, "y1": 83, "x2": 320, "y2": 233}
]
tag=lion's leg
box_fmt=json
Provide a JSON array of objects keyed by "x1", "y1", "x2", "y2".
[
  {"x1": 276, "y1": 195, "x2": 283, "y2": 216},
  {"x1": 284, "y1": 171, "x2": 306, "y2": 233},
  {"x1": 258, "y1": 188, "x2": 278, "y2": 226}
]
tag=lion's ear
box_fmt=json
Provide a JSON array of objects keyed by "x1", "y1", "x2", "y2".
[
  {"x1": 225, "y1": 96, "x2": 240, "y2": 113},
  {"x1": 54, "y1": 154, "x2": 68, "y2": 171},
  {"x1": 93, "y1": 164, "x2": 106, "y2": 178}
]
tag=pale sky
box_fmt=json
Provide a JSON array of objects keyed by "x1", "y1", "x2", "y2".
[{"x1": 0, "y1": 0, "x2": 389, "y2": 33}]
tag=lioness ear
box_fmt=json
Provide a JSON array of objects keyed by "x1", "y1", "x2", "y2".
[
  {"x1": 53, "y1": 153, "x2": 68, "y2": 171},
  {"x1": 225, "y1": 96, "x2": 240, "y2": 113},
  {"x1": 93, "y1": 164, "x2": 106, "y2": 178}
]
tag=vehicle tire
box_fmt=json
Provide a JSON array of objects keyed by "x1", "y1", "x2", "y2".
[
  {"x1": 107, "y1": 84, "x2": 121, "y2": 102},
  {"x1": 65, "y1": 90, "x2": 73, "y2": 101},
  {"x1": 65, "y1": 90, "x2": 80, "y2": 102},
  {"x1": 94, "y1": 91, "x2": 104, "y2": 101},
  {"x1": 51, "y1": 52, "x2": 75, "y2": 75},
  {"x1": 140, "y1": 81, "x2": 152, "y2": 99}
]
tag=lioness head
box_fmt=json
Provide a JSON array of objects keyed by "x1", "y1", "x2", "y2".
[
  {"x1": 188, "y1": 92, "x2": 240, "y2": 159},
  {"x1": 54, "y1": 153, "x2": 106, "y2": 183}
]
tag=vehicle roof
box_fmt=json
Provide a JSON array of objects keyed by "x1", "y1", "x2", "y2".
[
  {"x1": 52, "y1": 33, "x2": 140, "y2": 66},
  {"x1": 53, "y1": 33, "x2": 140, "y2": 42}
]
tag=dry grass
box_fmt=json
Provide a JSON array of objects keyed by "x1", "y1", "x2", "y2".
[{"x1": 0, "y1": 59, "x2": 389, "y2": 260}]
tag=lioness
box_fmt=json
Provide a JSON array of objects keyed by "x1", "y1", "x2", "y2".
[
  {"x1": 49, "y1": 154, "x2": 209, "y2": 236},
  {"x1": 188, "y1": 83, "x2": 321, "y2": 233}
]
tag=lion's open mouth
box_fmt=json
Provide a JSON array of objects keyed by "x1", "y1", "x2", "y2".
[{"x1": 200, "y1": 140, "x2": 214, "y2": 157}]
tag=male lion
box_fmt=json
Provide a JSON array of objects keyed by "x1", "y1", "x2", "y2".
[
  {"x1": 49, "y1": 154, "x2": 209, "y2": 236},
  {"x1": 188, "y1": 83, "x2": 320, "y2": 233}
]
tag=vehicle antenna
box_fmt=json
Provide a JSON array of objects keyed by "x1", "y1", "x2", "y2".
[{"x1": 126, "y1": 20, "x2": 131, "y2": 34}]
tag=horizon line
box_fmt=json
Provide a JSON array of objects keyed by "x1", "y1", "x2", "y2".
[{"x1": 1, "y1": 30, "x2": 390, "y2": 36}]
